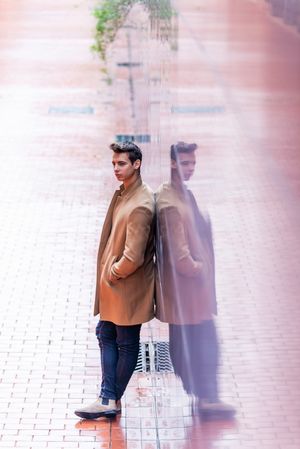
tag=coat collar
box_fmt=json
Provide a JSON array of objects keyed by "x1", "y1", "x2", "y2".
[{"x1": 118, "y1": 176, "x2": 142, "y2": 199}]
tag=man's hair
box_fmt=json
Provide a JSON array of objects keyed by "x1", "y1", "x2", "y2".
[
  {"x1": 110, "y1": 141, "x2": 142, "y2": 164},
  {"x1": 170, "y1": 141, "x2": 198, "y2": 161}
]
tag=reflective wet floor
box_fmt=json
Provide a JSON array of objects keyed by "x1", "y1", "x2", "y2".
[{"x1": 1, "y1": 0, "x2": 300, "y2": 448}]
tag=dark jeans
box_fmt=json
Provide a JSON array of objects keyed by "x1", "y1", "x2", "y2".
[
  {"x1": 96, "y1": 320, "x2": 141, "y2": 401},
  {"x1": 169, "y1": 320, "x2": 219, "y2": 402}
]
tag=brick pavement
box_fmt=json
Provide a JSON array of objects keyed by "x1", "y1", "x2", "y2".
[{"x1": 1, "y1": 0, "x2": 300, "y2": 448}]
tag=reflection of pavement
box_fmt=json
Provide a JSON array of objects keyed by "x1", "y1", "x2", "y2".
[
  {"x1": 0, "y1": 0, "x2": 300, "y2": 448},
  {"x1": 182, "y1": 416, "x2": 237, "y2": 449}
]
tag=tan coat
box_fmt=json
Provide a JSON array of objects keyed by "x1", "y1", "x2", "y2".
[
  {"x1": 94, "y1": 177, "x2": 155, "y2": 325},
  {"x1": 155, "y1": 182, "x2": 217, "y2": 325}
]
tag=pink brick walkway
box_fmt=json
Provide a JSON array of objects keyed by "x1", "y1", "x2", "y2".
[{"x1": 0, "y1": 0, "x2": 300, "y2": 448}]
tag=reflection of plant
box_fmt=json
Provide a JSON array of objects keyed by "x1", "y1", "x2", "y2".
[
  {"x1": 146, "y1": 0, "x2": 178, "y2": 44},
  {"x1": 92, "y1": 0, "x2": 177, "y2": 61},
  {"x1": 145, "y1": 0, "x2": 173, "y2": 20}
]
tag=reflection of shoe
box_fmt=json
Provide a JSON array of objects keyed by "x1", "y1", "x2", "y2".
[
  {"x1": 199, "y1": 400, "x2": 236, "y2": 419},
  {"x1": 74, "y1": 398, "x2": 117, "y2": 420},
  {"x1": 116, "y1": 399, "x2": 121, "y2": 414}
]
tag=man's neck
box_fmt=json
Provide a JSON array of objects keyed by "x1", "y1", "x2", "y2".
[
  {"x1": 171, "y1": 172, "x2": 185, "y2": 190},
  {"x1": 123, "y1": 173, "x2": 140, "y2": 190}
]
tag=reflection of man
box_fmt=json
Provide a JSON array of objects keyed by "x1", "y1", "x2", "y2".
[
  {"x1": 156, "y1": 142, "x2": 234, "y2": 418},
  {"x1": 75, "y1": 142, "x2": 155, "y2": 420}
]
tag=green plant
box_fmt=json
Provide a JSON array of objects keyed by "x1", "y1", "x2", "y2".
[{"x1": 92, "y1": 0, "x2": 177, "y2": 62}]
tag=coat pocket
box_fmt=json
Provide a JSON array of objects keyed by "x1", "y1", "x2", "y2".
[{"x1": 107, "y1": 255, "x2": 120, "y2": 285}]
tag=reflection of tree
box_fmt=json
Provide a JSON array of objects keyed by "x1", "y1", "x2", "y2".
[{"x1": 93, "y1": 0, "x2": 177, "y2": 61}]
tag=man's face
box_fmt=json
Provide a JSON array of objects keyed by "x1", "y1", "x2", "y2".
[
  {"x1": 112, "y1": 152, "x2": 140, "y2": 182},
  {"x1": 171, "y1": 151, "x2": 196, "y2": 181}
]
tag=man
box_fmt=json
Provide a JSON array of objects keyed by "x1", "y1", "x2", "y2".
[
  {"x1": 155, "y1": 141, "x2": 235, "y2": 418},
  {"x1": 75, "y1": 141, "x2": 155, "y2": 419}
]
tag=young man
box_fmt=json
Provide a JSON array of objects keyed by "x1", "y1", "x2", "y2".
[
  {"x1": 75, "y1": 141, "x2": 155, "y2": 419},
  {"x1": 155, "y1": 141, "x2": 235, "y2": 418}
]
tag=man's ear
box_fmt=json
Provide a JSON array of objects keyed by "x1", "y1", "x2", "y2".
[
  {"x1": 171, "y1": 159, "x2": 177, "y2": 170},
  {"x1": 133, "y1": 159, "x2": 141, "y2": 170}
]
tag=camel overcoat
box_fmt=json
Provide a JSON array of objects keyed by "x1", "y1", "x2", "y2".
[
  {"x1": 94, "y1": 177, "x2": 155, "y2": 325},
  {"x1": 155, "y1": 182, "x2": 217, "y2": 325}
]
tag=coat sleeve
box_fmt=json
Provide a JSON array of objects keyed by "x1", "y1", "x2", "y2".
[
  {"x1": 159, "y1": 206, "x2": 203, "y2": 277},
  {"x1": 110, "y1": 206, "x2": 153, "y2": 279}
]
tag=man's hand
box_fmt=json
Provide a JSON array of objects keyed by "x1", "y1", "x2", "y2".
[
  {"x1": 108, "y1": 266, "x2": 120, "y2": 285},
  {"x1": 110, "y1": 207, "x2": 153, "y2": 279}
]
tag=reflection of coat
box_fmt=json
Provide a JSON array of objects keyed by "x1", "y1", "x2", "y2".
[
  {"x1": 155, "y1": 182, "x2": 217, "y2": 325},
  {"x1": 94, "y1": 177, "x2": 155, "y2": 325}
]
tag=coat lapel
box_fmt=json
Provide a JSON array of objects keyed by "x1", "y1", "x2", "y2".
[{"x1": 98, "y1": 189, "x2": 120, "y2": 257}]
